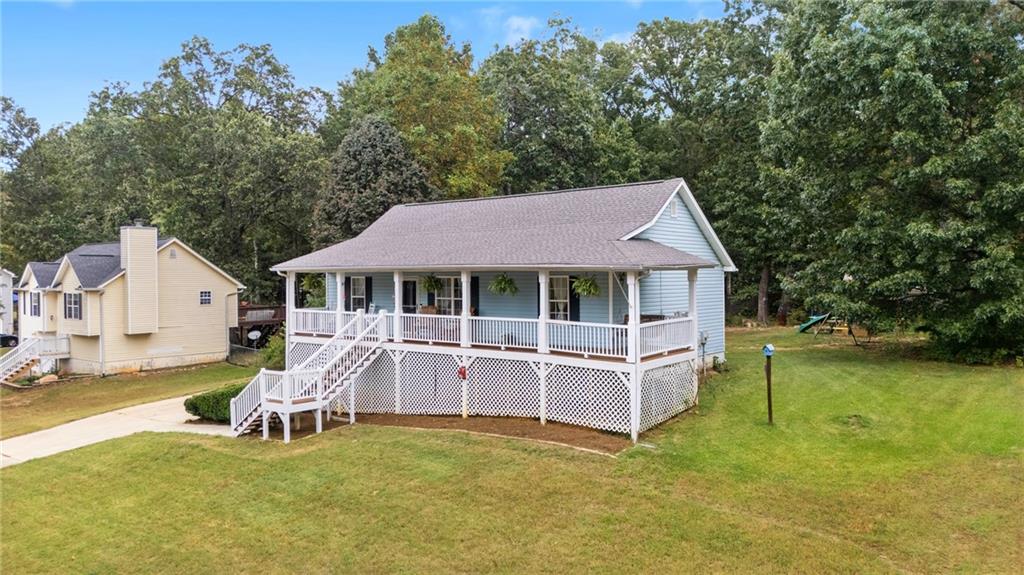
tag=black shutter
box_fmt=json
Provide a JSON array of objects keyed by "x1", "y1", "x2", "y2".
[
  {"x1": 344, "y1": 276, "x2": 352, "y2": 312},
  {"x1": 470, "y1": 276, "x2": 480, "y2": 316},
  {"x1": 364, "y1": 276, "x2": 373, "y2": 311},
  {"x1": 536, "y1": 276, "x2": 541, "y2": 317},
  {"x1": 569, "y1": 276, "x2": 580, "y2": 322}
]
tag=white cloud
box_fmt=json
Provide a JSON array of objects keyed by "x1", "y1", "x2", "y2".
[
  {"x1": 624, "y1": 0, "x2": 644, "y2": 7},
  {"x1": 477, "y1": 6, "x2": 505, "y2": 31},
  {"x1": 601, "y1": 31, "x2": 634, "y2": 46},
  {"x1": 504, "y1": 15, "x2": 540, "y2": 45}
]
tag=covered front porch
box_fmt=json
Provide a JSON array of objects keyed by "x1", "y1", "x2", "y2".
[{"x1": 283, "y1": 268, "x2": 701, "y2": 364}]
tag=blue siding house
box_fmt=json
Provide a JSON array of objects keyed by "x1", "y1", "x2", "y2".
[{"x1": 232, "y1": 179, "x2": 735, "y2": 443}]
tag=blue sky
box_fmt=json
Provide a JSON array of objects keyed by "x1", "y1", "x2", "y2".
[{"x1": 2, "y1": 1, "x2": 722, "y2": 131}]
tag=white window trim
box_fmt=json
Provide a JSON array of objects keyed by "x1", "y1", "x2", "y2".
[
  {"x1": 350, "y1": 276, "x2": 367, "y2": 311},
  {"x1": 30, "y1": 292, "x2": 40, "y2": 317},
  {"x1": 64, "y1": 292, "x2": 82, "y2": 320},
  {"x1": 549, "y1": 275, "x2": 570, "y2": 321},
  {"x1": 434, "y1": 275, "x2": 462, "y2": 316},
  {"x1": 199, "y1": 290, "x2": 213, "y2": 305}
]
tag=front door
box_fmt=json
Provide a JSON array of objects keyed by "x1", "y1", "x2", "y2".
[{"x1": 402, "y1": 280, "x2": 418, "y2": 314}]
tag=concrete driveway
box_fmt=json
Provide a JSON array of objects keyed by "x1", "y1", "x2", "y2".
[{"x1": 0, "y1": 395, "x2": 233, "y2": 468}]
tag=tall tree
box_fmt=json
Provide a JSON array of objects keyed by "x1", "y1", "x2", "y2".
[
  {"x1": 626, "y1": 2, "x2": 782, "y2": 322},
  {"x1": 323, "y1": 15, "x2": 510, "y2": 199},
  {"x1": 480, "y1": 20, "x2": 642, "y2": 193},
  {"x1": 763, "y1": 0, "x2": 1024, "y2": 360},
  {"x1": 311, "y1": 116, "x2": 437, "y2": 247}
]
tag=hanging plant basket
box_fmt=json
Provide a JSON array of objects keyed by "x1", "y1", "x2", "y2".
[
  {"x1": 420, "y1": 274, "x2": 445, "y2": 293},
  {"x1": 488, "y1": 272, "x2": 519, "y2": 296},
  {"x1": 573, "y1": 275, "x2": 601, "y2": 298}
]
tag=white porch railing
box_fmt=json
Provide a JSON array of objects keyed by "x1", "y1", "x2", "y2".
[
  {"x1": 38, "y1": 335, "x2": 71, "y2": 356},
  {"x1": 291, "y1": 309, "x2": 337, "y2": 335},
  {"x1": 638, "y1": 317, "x2": 694, "y2": 357},
  {"x1": 401, "y1": 313, "x2": 461, "y2": 345},
  {"x1": 1, "y1": 338, "x2": 40, "y2": 381},
  {"x1": 469, "y1": 317, "x2": 539, "y2": 349},
  {"x1": 548, "y1": 319, "x2": 629, "y2": 358}
]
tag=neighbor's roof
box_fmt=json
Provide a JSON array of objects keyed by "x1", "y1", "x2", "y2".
[
  {"x1": 21, "y1": 238, "x2": 184, "y2": 290},
  {"x1": 274, "y1": 178, "x2": 733, "y2": 272}
]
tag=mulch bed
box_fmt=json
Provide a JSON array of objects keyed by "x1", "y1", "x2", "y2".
[{"x1": 257, "y1": 412, "x2": 631, "y2": 454}]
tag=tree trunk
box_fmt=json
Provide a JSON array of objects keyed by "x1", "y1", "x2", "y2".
[
  {"x1": 777, "y1": 289, "x2": 790, "y2": 326},
  {"x1": 757, "y1": 265, "x2": 770, "y2": 326}
]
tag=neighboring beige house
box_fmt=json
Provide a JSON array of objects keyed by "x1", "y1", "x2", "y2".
[
  {"x1": 6, "y1": 224, "x2": 243, "y2": 377},
  {"x1": 0, "y1": 268, "x2": 14, "y2": 335}
]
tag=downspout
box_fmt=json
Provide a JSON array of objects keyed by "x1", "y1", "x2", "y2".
[{"x1": 98, "y1": 289, "x2": 105, "y2": 376}]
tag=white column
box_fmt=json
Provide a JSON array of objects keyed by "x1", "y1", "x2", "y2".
[
  {"x1": 335, "y1": 272, "x2": 345, "y2": 330},
  {"x1": 626, "y1": 271, "x2": 639, "y2": 363},
  {"x1": 285, "y1": 272, "x2": 295, "y2": 370},
  {"x1": 393, "y1": 271, "x2": 403, "y2": 342},
  {"x1": 537, "y1": 271, "x2": 549, "y2": 354},
  {"x1": 460, "y1": 270, "x2": 470, "y2": 348},
  {"x1": 688, "y1": 269, "x2": 699, "y2": 349},
  {"x1": 608, "y1": 271, "x2": 614, "y2": 323}
]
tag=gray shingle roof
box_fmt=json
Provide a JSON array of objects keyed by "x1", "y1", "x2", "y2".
[
  {"x1": 24, "y1": 238, "x2": 174, "y2": 289},
  {"x1": 274, "y1": 179, "x2": 716, "y2": 272}
]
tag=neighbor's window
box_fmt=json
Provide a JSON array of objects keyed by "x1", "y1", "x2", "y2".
[
  {"x1": 199, "y1": 290, "x2": 212, "y2": 305},
  {"x1": 30, "y1": 292, "x2": 40, "y2": 317},
  {"x1": 350, "y1": 277, "x2": 366, "y2": 311},
  {"x1": 64, "y1": 293, "x2": 82, "y2": 320},
  {"x1": 549, "y1": 276, "x2": 570, "y2": 320},
  {"x1": 435, "y1": 276, "x2": 462, "y2": 316}
]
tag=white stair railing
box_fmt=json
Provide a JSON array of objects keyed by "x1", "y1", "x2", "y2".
[
  {"x1": 0, "y1": 338, "x2": 40, "y2": 382},
  {"x1": 229, "y1": 311, "x2": 388, "y2": 434}
]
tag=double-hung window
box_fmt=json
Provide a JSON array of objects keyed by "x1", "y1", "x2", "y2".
[
  {"x1": 64, "y1": 293, "x2": 82, "y2": 320},
  {"x1": 435, "y1": 276, "x2": 462, "y2": 316},
  {"x1": 549, "y1": 276, "x2": 570, "y2": 320},
  {"x1": 30, "y1": 292, "x2": 41, "y2": 317},
  {"x1": 350, "y1": 277, "x2": 366, "y2": 311},
  {"x1": 199, "y1": 291, "x2": 212, "y2": 305}
]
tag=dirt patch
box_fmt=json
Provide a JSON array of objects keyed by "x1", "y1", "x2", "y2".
[{"x1": 255, "y1": 412, "x2": 631, "y2": 454}]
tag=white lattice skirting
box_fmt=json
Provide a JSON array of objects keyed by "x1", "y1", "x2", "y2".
[{"x1": 302, "y1": 343, "x2": 700, "y2": 438}]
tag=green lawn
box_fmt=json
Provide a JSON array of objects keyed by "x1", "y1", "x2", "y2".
[
  {"x1": 2, "y1": 329, "x2": 1021, "y2": 573},
  {"x1": 0, "y1": 362, "x2": 257, "y2": 439}
]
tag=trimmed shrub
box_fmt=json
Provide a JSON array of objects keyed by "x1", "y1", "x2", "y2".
[{"x1": 184, "y1": 382, "x2": 248, "y2": 423}]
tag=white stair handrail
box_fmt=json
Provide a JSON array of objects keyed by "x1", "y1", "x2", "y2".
[
  {"x1": 229, "y1": 311, "x2": 387, "y2": 434},
  {"x1": 0, "y1": 338, "x2": 40, "y2": 382}
]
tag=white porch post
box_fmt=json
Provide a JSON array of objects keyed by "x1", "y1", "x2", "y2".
[
  {"x1": 688, "y1": 269, "x2": 699, "y2": 349},
  {"x1": 537, "y1": 271, "x2": 549, "y2": 354},
  {"x1": 285, "y1": 271, "x2": 296, "y2": 370},
  {"x1": 626, "y1": 271, "x2": 639, "y2": 363},
  {"x1": 608, "y1": 271, "x2": 614, "y2": 323},
  {"x1": 393, "y1": 271, "x2": 403, "y2": 342},
  {"x1": 335, "y1": 272, "x2": 345, "y2": 330},
  {"x1": 460, "y1": 270, "x2": 470, "y2": 348}
]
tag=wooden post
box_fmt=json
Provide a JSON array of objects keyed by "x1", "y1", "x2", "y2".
[
  {"x1": 460, "y1": 270, "x2": 470, "y2": 348},
  {"x1": 766, "y1": 355, "x2": 773, "y2": 424},
  {"x1": 538, "y1": 362, "x2": 547, "y2": 424},
  {"x1": 626, "y1": 271, "x2": 639, "y2": 363},
  {"x1": 393, "y1": 271, "x2": 403, "y2": 342},
  {"x1": 538, "y1": 271, "x2": 549, "y2": 354}
]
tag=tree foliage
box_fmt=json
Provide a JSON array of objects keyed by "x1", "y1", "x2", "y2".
[
  {"x1": 323, "y1": 15, "x2": 510, "y2": 199},
  {"x1": 763, "y1": 0, "x2": 1024, "y2": 360},
  {"x1": 311, "y1": 116, "x2": 437, "y2": 247}
]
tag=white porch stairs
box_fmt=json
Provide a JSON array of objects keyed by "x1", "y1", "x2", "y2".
[
  {"x1": 0, "y1": 336, "x2": 71, "y2": 386},
  {"x1": 230, "y1": 311, "x2": 388, "y2": 440}
]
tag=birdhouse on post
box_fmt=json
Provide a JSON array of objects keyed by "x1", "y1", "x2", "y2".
[{"x1": 763, "y1": 343, "x2": 774, "y2": 424}]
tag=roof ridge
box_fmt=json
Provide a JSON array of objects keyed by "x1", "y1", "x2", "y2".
[{"x1": 402, "y1": 179, "x2": 673, "y2": 208}]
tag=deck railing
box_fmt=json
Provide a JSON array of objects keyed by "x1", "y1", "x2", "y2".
[
  {"x1": 289, "y1": 309, "x2": 694, "y2": 362},
  {"x1": 401, "y1": 313, "x2": 461, "y2": 345},
  {"x1": 638, "y1": 317, "x2": 694, "y2": 357},
  {"x1": 548, "y1": 319, "x2": 629, "y2": 358},
  {"x1": 291, "y1": 309, "x2": 336, "y2": 335},
  {"x1": 38, "y1": 335, "x2": 71, "y2": 356},
  {"x1": 469, "y1": 317, "x2": 539, "y2": 349}
]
